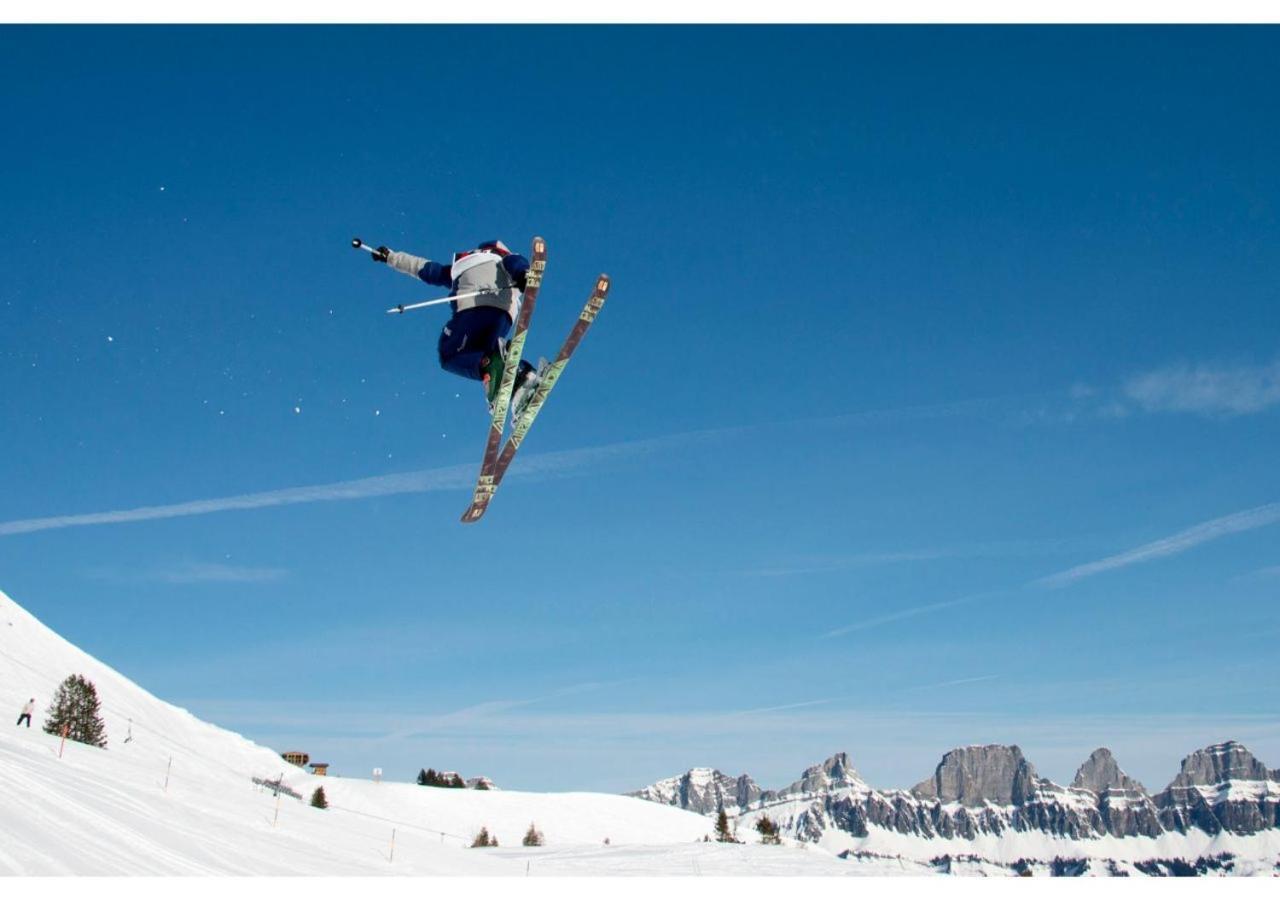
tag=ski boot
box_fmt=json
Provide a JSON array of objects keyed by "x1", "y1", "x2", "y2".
[
  {"x1": 481, "y1": 350, "x2": 506, "y2": 414},
  {"x1": 510, "y1": 357, "x2": 547, "y2": 421}
]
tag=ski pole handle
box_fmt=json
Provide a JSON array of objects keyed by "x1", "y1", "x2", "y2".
[{"x1": 353, "y1": 238, "x2": 391, "y2": 262}]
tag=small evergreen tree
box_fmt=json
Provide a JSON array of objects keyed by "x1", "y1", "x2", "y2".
[
  {"x1": 417, "y1": 768, "x2": 431, "y2": 786},
  {"x1": 471, "y1": 827, "x2": 495, "y2": 848},
  {"x1": 310, "y1": 786, "x2": 328, "y2": 809},
  {"x1": 714, "y1": 807, "x2": 738, "y2": 843},
  {"x1": 522, "y1": 823, "x2": 544, "y2": 847},
  {"x1": 449, "y1": 772, "x2": 465, "y2": 788},
  {"x1": 43, "y1": 674, "x2": 107, "y2": 748},
  {"x1": 755, "y1": 815, "x2": 780, "y2": 845}
]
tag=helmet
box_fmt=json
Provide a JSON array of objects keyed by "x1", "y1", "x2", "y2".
[
  {"x1": 477, "y1": 239, "x2": 511, "y2": 256},
  {"x1": 452, "y1": 240, "x2": 510, "y2": 266}
]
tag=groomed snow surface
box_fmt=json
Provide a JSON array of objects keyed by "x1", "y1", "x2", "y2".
[{"x1": 1, "y1": 586, "x2": 1277, "y2": 877}]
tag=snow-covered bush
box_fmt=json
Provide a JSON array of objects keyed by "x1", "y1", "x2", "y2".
[{"x1": 471, "y1": 827, "x2": 498, "y2": 848}]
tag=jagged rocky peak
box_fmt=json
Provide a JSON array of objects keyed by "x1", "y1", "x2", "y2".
[
  {"x1": 1072, "y1": 748, "x2": 1147, "y2": 795},
  {"x1": 780, "y1": 751, "x2": 865, "y2": 797},
  {"x1": 912, "y1": 744, "x2": 1041, "y2": 806},
  {"x1": 1167, "y1": 741, "x2": 1272, "y2": 788},
  {"x1": 627, "y1": 766, "x2": 762, "y2": 815}
]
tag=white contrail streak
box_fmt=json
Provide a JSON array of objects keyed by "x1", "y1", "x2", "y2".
[
  {"x1": 1037, "y1": 502, "x2": 1280, "y2": 588},
  {"x1": 0, "y1": 432, "x2": 712, "y2": 537},
  {"x1": 0, "y1": 465, "x2": 474, "y2": 536}
]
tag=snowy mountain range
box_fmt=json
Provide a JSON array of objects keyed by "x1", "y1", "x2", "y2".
[
  {"x1": 630, "y1": 743, "x2": 1280, "y2": 873},
  {"x1": 2, "y1": 583, "x2": 1277, "y2": 876}
]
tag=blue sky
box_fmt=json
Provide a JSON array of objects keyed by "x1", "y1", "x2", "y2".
[{"x1": 1, "y1": 26, "x2": 1278, "y2": 793}]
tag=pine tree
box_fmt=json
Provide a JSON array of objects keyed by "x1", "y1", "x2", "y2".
[
  {"x1": 43, "y1": 674, "x2": 107, "y2": 748},
  {"x1": 522, "y1": 823, "x2": 544, "y2": 847},
  {"x1": 474, "y1": 779, "x2": 491, "y2": 790},
  {"x1": 755, "y1": 815, "x2": 780, "y2": 845},
  {"x1": 449, "y1": 773, "x2": 465, "y2": 788},
  {"x1": 417, "y1": 768, "x2": 430, "y2": 786},
  {"x1": 714, "y1": 806, "x2": 737, "y2": 843},
  {"x1": 310, "y1": 786, "x2": 328, "y2": 809},
  {"x1": 471, "y1": 827, "x2": 494, "y2": 848}
]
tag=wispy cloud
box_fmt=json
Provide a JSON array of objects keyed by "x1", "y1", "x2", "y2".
[
  {"x1": 379, "y1": 679, "x2": 635, "y2": 742},
  {"x1": 821, "y1": 592, "x2": 997, "y2": 639},
  {"x1": 721, "y1": 698, "x2": 835, "y2": 717},
  {"x1": 1231, "y1": 564, "x2": 1280, "y2": 584},
  {"x1": 901, "y1": 674, "x2": 1000, "y2": 693},
  {"x1": 1122, "y1": 358, "x2": 1280, "y2": 417},
  {"x1": 88, "y1": 562, "x2": 288, "y2": 584},
  {"x1": 735, "y1": 539, "x2": 1073, "y2": 579},
  {"x1": 0, "y1": 464, "x2": 474, "y2": 537},
  {"x1": 1037, "y1": 502, "x2": 1280, "y2": 588},
  {"x1": 739, "y1": 550, "x2": 955, "y2": 578},
  {"x1": 0, "y1": 430, "x2": 719, "y2": 538}
]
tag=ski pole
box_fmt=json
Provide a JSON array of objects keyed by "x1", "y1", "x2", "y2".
[
  {"x1": 354, "y1": 238, "x2": 491, "y2": 315},
  {"x1": 386, "y1": 291, "x2": 491, "y2": 315}
]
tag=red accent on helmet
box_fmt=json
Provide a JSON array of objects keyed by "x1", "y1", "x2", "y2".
[{"x1": 478, "y1": 240, "x2": 511, "y2": 257}]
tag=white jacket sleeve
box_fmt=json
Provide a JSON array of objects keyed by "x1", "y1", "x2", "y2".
[{"x1": 386, "y1": 250, "x2": 431, "y2": 281}]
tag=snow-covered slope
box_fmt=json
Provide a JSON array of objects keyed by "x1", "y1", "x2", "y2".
[
  {"x1": 0, "y1": 587, "x2": 846, "y2": 875},
  {"x1": 5, "y1": 584, "x2": 1275, "y2": 877}
]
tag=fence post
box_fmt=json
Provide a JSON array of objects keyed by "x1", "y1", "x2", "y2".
[
  {"x1": 164, "y1": 756, "x2": 173, "y2": 793},
  {"x1": 390, "y1": 828, "x2": 396, "y2": 863},
  {"x1": 273, "y1": 772, "x2": 283, "y2": 827}
]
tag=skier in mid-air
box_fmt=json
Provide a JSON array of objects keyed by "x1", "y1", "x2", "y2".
[
  {"x1": 355, "y1": 232, "x2": 608, "y2": 521},
  {"x1": 367, "y1": 239, "x2": 541, "y2": 413}
]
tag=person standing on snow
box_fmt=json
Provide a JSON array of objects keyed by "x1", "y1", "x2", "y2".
[
  {"x1": 368, "y1": 239, "x2": 541, "y2": 414},
  {"x1": 15, "y1": 698, "x2": 34, "y2": 728}
]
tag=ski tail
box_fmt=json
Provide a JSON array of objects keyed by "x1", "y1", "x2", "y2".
[{"x1": 461, "y1": 237, "x2": 546, "y2": 523}]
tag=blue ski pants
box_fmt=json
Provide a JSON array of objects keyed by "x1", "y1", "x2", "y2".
[{"x1": 437, "y1": 306, "x2": 512, "y2": 381}]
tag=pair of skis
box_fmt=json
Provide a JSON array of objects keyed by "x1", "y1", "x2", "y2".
[{"x1": 461, "y1": 238, "x2": 610, "y2": 523}]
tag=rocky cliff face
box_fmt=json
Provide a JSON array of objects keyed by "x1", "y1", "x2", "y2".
[
  {"x1": 1068, "y1": 748, "x2": 1164, "y2": 837},
  {"x1": 777, "y1": 752, "x2": 865, "y2": 798},
  {"x1": 1072, "y1": 747, "x2": 1146, "y2": 794},
  {"x1": 911, "y1": 744, "x2": 1041, "y2": 806},
  {"x1": 631, "y1": 740, "x2": 1280, "y2": 854},
  {"x1": 627, "y1": 767, "x2": 763, "y2": 816},
  {"x1": 1154, "y1": 742, "x2": 1280, "y2": 836}
]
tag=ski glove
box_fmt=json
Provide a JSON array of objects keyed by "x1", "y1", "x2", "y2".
[{"x1": 371, "y1": 245, "x2": 391, "y2": 263}]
